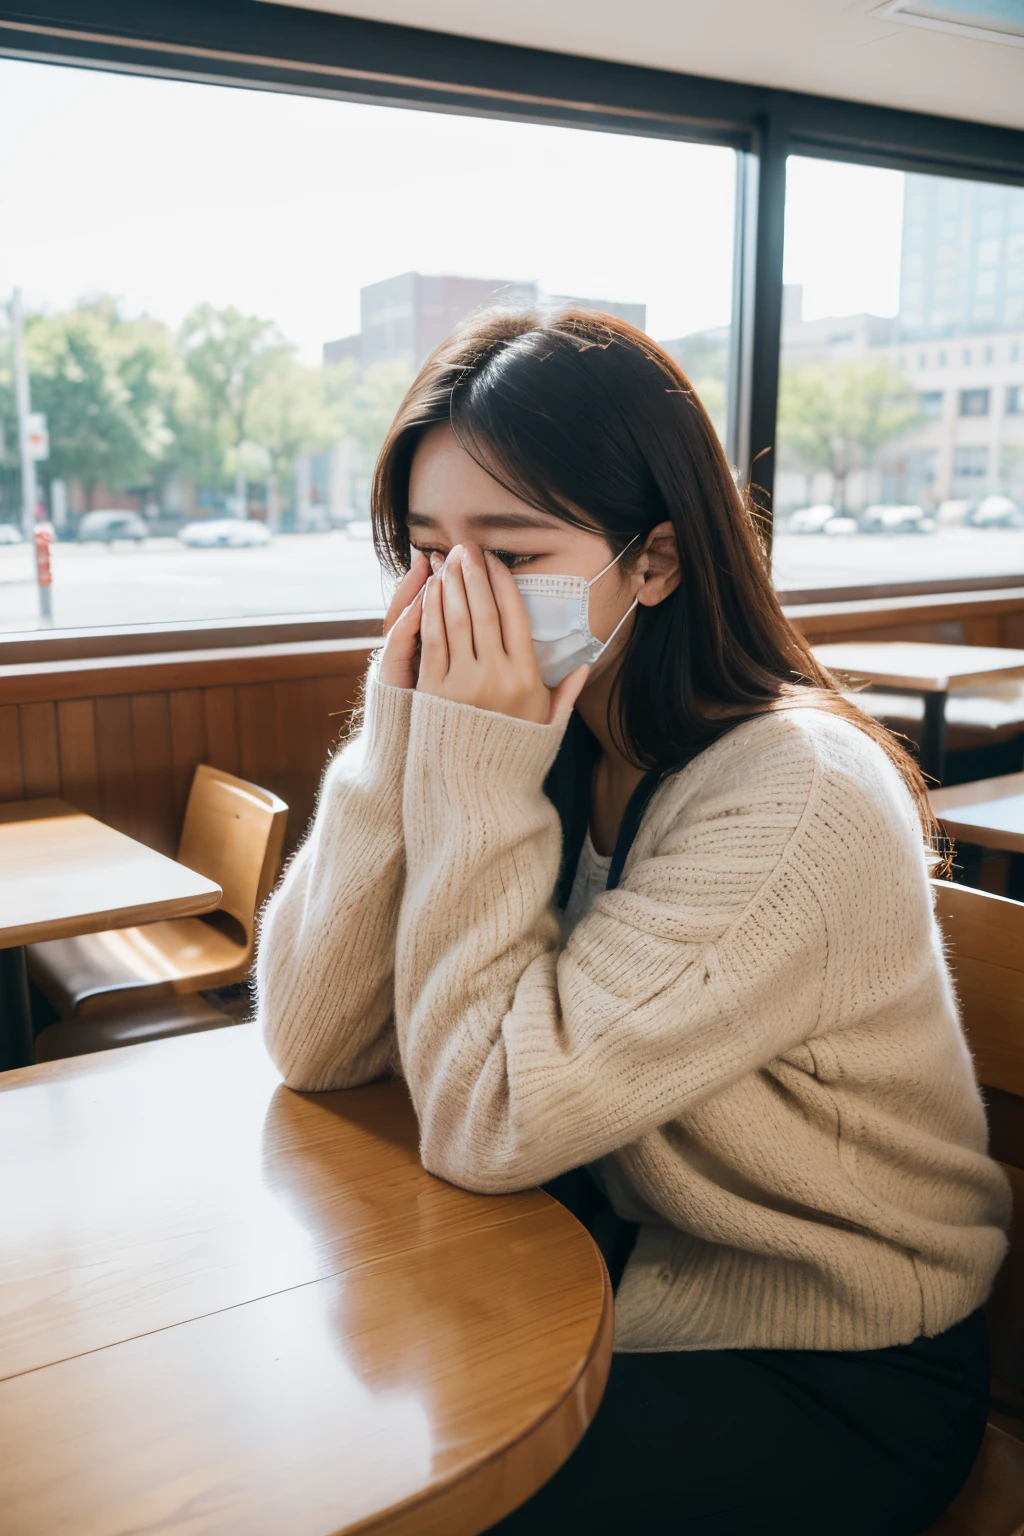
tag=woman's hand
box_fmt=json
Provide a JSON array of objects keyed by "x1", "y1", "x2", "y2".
[
  {"x1": 378, "y1": 550, "x2": 429, "y2": 689},
  {"x1": 416, "y1": 543, "x2": 589, "y2": 725}
]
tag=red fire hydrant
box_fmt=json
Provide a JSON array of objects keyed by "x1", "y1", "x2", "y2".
[{"x1": 34, "y1": 521, "x2": 54, "y2": 620}]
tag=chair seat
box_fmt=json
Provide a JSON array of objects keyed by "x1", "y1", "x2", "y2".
[
  {"x1": 922, "y1": 1421, "x2": 1024, "y2": 1535},
  {"x1": 848, "y1": 682, "x2": 1024, "y2": 751},
  {"x1": 34, "y1": 995, "x2": 236, "y2": 1062},
  {"x1": 27, "y1": 917, "x2": 249, "y2": 1018}
]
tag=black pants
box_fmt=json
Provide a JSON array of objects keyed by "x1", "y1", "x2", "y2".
[{"x1": 487, "y1": 1309, "x2": 989, "y2": 1536}]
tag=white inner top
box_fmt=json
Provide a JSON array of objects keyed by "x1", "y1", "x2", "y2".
[{"x1": 563, "y1": 830, "x2": 613, "y2": 935}]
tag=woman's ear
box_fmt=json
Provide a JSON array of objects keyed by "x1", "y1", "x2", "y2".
[{"x1": 635, "y1": 521, "x2": 681, "y2": 607}]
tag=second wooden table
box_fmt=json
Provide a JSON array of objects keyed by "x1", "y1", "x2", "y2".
[
  {"x1": 813, "y1": 642, "x2": 1024, "y2": 781},
  {"x1": 0, "y1": 797, "x2": 221, "y2": 1069},
  {"x1": 930, "y1": 771, "x2": 1024, "y2": 856}
]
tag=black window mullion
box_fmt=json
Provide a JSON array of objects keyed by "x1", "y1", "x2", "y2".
[{"x1": 743, "y1": 110, "x2": 790, "y2": 548}]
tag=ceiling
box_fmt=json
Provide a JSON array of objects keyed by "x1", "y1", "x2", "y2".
[{"x1": 265, "y1": 0, "x2": 1024, "y2": 131}]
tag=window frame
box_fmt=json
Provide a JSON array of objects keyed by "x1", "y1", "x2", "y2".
[
  {"x1": 2, "y1": 0, "x2": 1024, "y2": 655},
  {"x1": 959, "y1": 388, "x2": 992, "y2": 417}
]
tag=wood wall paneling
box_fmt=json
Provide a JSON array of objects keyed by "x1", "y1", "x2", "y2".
[
  {"x1": 130, "y1": 693, "x2": 177, "y2": 857},
  {"x1": 203, "y1": 686, "x2": 240, "y2": 779},
  {"x1": 0, "y1": 641, "x2": 375, "y2": 864},
  {"x1": 94, "y1": 695, "x2": 141, "y2": 845},
  {"x1": 55, "y1": 699, "x2": 101, "y2": 820},
  {"x1": 786, "y1": 588, "x2": 1024, "y2": 645},
  {"x1": 963, "y1": 617, "x2": 1004, "y2": 648},
  {"x1": 3, "y1": 591, "x2": 1024, "y2": 868},
  {"x1": 168, "y1": 689, "x2": 207, "y2": 827},
  {"x1": 235, "y1": 683, "x2": 272, "y2": 791},
  {"x1": 19, "y1": 702, "x2": 61, "y2": 800},
  {"x1": 0, "y1": 705, "x2": 23, "y2": 802},
  {"x1": 272, "y1": 678, "x2": 320, "y2": 850}
]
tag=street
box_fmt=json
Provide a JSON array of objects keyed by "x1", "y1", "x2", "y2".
[
  {"x1": 773, "y1": 526, "x2": 1024, "y2": 593},
  {"x1": 0, "y1": 531, "x2": 391, "y2": 632},
  {"x1": 3, "y1": 526, "x2": 1024, "y2": 634}
]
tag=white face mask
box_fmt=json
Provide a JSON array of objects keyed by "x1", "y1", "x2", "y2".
[{"x1": 513, "y1": 539, "x2": 638, "y2": 688}]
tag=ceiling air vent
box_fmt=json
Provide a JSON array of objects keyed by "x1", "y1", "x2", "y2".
[{"x1": 873, "y1": 0, "x2": 1024, "y2": 45}]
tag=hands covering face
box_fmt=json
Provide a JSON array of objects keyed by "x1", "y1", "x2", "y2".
[{"x1": 378, "y1": 544, "x2": 589, "y2": 726}]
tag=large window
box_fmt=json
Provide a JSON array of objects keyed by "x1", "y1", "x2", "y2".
[
  {"x1": 0, "y1": 58, "x2": 736, "y2": 634},
  {"x1": 774, "y1": 157, "x2": 1024, "y2": 593}
]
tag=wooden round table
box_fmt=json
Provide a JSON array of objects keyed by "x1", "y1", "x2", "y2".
[{"x1": 0, "y1": 1025, "x2": 612, "y2": 1535}]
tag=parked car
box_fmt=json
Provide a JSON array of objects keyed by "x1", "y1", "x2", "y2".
[
  {"x1": 0, "y1": 522, "x2": 23, "y2": 544},
  {"x1": 177, "y1": 518, "x2": 272, "y2": 548},
  {"x1": 78, "y1": 510, "x2": 148, "y2": 543},
  {"x1": 787, "y1": 504, "x2": 837, "y2": 534},
  {"x1": 858, "y1": 504, "x2": 936, "y2": 534},
  {"x1": 937, "y1": 499, "x2": 977, "y2": 526},
  {"x1": 968, "y1": 495, "x2": 1024, "y2": 528}
]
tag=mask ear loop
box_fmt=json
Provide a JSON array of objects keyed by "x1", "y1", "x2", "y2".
[
  {"x1": 587, "y1": 535, "x2": 639, "y2": 589},
  {"x1": 598, "y1": 595, "x2": 639, "y2": 654},
  {"x1": 581, "y1": 534, "x2": 639, "y2": 631}
]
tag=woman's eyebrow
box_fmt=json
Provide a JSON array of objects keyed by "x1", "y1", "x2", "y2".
[{"x1": 407, "y1": 510, "x2": 560, "y2": 532}]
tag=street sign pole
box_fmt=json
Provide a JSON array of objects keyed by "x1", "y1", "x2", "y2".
[
  {"x1": 11, "y1": 288, "x2": 38, "y2": 543},
  {"x1": 34, "y1": 524, "x2": 53, "y2": 622}
]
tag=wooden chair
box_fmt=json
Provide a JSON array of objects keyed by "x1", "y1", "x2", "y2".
[
  {"x1": 925, "y1": 881, "x2": 1024, "y2": 1536},
  {"x1": 850, "y1": 682, "x2": 1024, "y2": 756},
  {"x1": 34, "y1": 994, "x2": 237, "y2": 1062},
  {"x1": 27, "y1": 765, "x2": 287, "y2": 1018}
]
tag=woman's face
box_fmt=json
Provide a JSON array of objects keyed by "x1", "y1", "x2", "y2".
[{"x1": 406, "y1": 423, "x2": 643, "y2": 646}]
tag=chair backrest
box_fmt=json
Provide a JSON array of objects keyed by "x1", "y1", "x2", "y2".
[
  {"x1": 933, "y1": 880, "x2": 1024, "y2": 1399},
  {"x1": 177, "y1": 765, "x2": 288, "y2": 952}
]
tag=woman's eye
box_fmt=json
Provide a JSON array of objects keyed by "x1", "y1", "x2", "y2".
[
  {"x1": 488, "y1": 549, "x2": 533, "y2": 569},
  {"x1": 410, "y1": 544, "x2": 533, "y2": 570}
]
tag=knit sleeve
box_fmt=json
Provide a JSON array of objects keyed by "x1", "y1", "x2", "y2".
[
  {"x1": 256, "y1": 670, "x2": 412, "y2": 1091},
  {"x1": 395, "y1": 692, "x2": 831, "y2": 1194}
]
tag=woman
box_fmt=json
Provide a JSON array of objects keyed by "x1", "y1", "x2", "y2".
[{"x1": 258, "y1": 308, "x2": 1009, "y2": 1535}]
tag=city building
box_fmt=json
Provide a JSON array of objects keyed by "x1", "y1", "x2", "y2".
[
  {"x1": 321, "y1": 273, "x2": 646, "y2": 517},
  {"x1": 899, "y1": 174, "x2": 1024, "y2": 340},
  {"x1": 671, "y1": 176, "x2": 1024, "y2": 517},
  {"x1": 324, "y1": 272, "x2": 646, "y2": 371},
  {"x1": 774, "y1": 286, "x2": 1024, "y2": 513}
]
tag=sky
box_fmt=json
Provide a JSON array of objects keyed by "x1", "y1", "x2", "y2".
[
  {"x1": 784, "y1": 156, "x2": 905, "y2": 322},
  {"x1": 0, "y1": 57, "x2": 906, "y2": 360}
]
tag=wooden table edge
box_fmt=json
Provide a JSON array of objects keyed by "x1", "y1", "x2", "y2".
[
  {"x1": 930, "y1": 775, "x2": 1024, "y2": 853},
  {"x1": 0, "y1": 1234, "x2": 613, "y2": 1536},
  {"x1": 362, "y1": 1248, "x2": 615, "y2": 1536},
  {"x1": 930, "y1": 776, "x2": 1024, "y2": 812},
  {"x1": 0, "y1": 882, "x2": 222, "y2": 949},
  {"x1": 930, "y1": 819, "x2": 1024, "y2": 854},
  {"x1": 819, "y1": 666, "x2": 1024, "y2": 693}
]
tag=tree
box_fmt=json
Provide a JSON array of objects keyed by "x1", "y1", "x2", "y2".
[
  {"x1": 247, "y1": 354, "x2": 350, "y2": 521},
  {"x1": 661, "y1": 332, "x2": 728, "y2": 443},
  {"x1": 777, "y1": 359, "x2": 920, "y2": 512},
  {"x1": 250, "y1": 355, "x2": 347, "y2": 472},
  {"x1": 176, "y1": 304, "x2": 286, "y2": 504},
  {"x1": 20, "y1": 298, "x2": 176, "y2": 498},
  {"x1": 332, "y1": 360, "x2": 415, "y2": 475}
]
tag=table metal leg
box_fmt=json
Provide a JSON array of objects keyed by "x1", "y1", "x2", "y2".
[
  {"x1": 920, "y1": 692, "x2": 948, "y2": 785},
  {"x1": 0, "y1": 945, "x2": 35, "y2": 1071}
]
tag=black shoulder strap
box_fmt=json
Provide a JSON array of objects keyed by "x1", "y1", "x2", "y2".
[
  {"x1": 547, "y1": 712, "x2": 751, "y2": 905},
  {"x1": 606, "y1": 766, "x2": 672, "y2": 892},
  {"x1": 545, "y1": 714, "x2": 676, "y2": 904},
  {"x1": 607, "y1": 715, "x2": 756, "y2": 891},
  {"x1": 544, "y1": 711, "x2": 601, "y2": 911}
]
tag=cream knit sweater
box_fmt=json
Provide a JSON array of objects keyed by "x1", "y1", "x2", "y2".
[{"x1": 257, "y1": 671, "x2": 1010, "y2": 1353}]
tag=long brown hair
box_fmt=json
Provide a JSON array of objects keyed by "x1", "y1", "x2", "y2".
[{"x1": 372, "y1": 306, "x2": 937, "y2": 849}]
